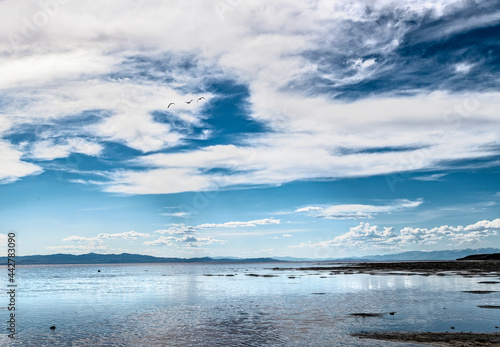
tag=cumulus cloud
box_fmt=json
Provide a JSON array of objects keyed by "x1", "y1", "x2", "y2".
[
  {"x1": 295, "y1": 199, "x2": 422, "y2": 219},
  {"x1": 293, "y1": 218, "x2": 500, "y2": 251}
]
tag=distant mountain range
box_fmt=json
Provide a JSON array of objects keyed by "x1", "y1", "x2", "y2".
[
  {"x1": 1, "y1": 253, "x2": 281, "y2": 265},
  {"x1": 274, "y1": 248, "x2": 500, "y2": 262},
  {"x1": 2, "y1": 248, "x2": 499, "y2": 265}
]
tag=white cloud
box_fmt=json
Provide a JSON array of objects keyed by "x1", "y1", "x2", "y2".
[
  {"x1": 155, "y1": 225, "x2": 198, "y2": 235},
  {"x1": 1, "y1": 0, "x2": 500, "y2": 192},
  {"x1": 63, "y1": 230, "x2": 151, "y2": 244},
  {"x1": 0, "y1": 141, "x2": 42, "y2": 183},
  {"x1": 30, "y1": 138, "x2": 103, "y2": 160},
  {"x1": 282, "y1": 234, "x2": 293, "y2": 237},
  {"x1": 293, "y1": 218, "x2": 500, "y2": 251},
  {"x1": 144, "y1": 235, "x2": 224, "y2": 247},
  {"x1": 412, "y1": 173, "x2": 448, "y2": 181},
  {"x1": 198, "y1": 218, "x2": 280, "y2": 228},
  {"x1": 45, "y1": 244, "x2": 111, "y2": 254},
  {"x1": 295, "y1": 199, "x2": 422, "y2": 219},
  {"x1": 454, "y1": 63, "x2": 474, "y2": 74},
  {"x1": 162, "y1": 212, "x2": 191, "y2": 218},
  {"x1": 295, "y1": 206, "x2": 322, "y2": 213}
]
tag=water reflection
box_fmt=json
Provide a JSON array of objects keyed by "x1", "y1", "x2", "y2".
[{"x1": 1, "y1": 263, "x2": 498, "y2": 346}]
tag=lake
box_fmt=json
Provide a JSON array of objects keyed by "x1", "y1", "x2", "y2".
[{"x1": 1, "y1": 262, "x2": 499, "y2": 346}]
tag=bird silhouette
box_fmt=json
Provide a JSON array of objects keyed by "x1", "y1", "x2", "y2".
[
  {"x1": 167, "y1": 103, "x2": 175, "y2": 108},
  {"x1": 186, "y1": 99, "x2": 193, "y2": 104},
  {"x1": 197, "y1": 97, "x2": 205, "y2": 102}
]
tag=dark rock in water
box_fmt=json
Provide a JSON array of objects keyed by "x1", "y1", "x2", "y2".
[
  {"x1": 450, "y1": 327, "x2": 455, "y2": 330},
  {"x1": 98, "y1": 270, "x2": 100, "y2": 272},
  {"x1": 311, "y1": 293, "x2": 326, "y2": 295},
  {"x1": 350, "y1": 313, "x2": 384, "y2": 317},
  {"x1": 478, "y1": 305, "x2": 500, "y2": 309},
  {"x1": 478, "y1": 281, "x2": 500, "y2": 284},
  {"x1": 462, "y1": 290, "x2": 498, "y2": 294},
  {"x1": 50, "y1": 326, "x2": 56, "y2": 330},
  {"x1": 389, "y1": 312, "x2": 396, "y2": 315}
]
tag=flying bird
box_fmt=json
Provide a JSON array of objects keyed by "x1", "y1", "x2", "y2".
[
  {"x1": 167, "y1": 103, "x2": 175, "y2": 108},
  {"x1": 197, "y1": 97, "x2": 205, "y2": 102},
  {"x1": 186, "y1": 99, "x2": 193, "y2": 104}
]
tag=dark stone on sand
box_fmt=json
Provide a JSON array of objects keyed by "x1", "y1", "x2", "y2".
[
  {"x1": 246, "y1": 274, "x2": 260, "y2": 277},
  {"x1": 50, "y1": 326, "x2": 56, "y2": 330},
  {"x1": 225, "y1": 274, "x2": 235, "y2": 276},
  {"x1": 288, "y1": 276, "x2": 296, "y2": 279}
]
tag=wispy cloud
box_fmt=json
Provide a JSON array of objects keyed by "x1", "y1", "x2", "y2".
[
  {"x1": 63, "y1": 231, "x2": 152, "y2": 244},
  {"x1": 144, "y1": 235, "x2": 224, "y2": 247},
  {"x1": 295, "y1": 199, "x2": 422, "y2": 219},
  {"x1": 198, "y1": 218, "x2": 280, "y2": 228},
  {"x1": 412, "y1": 173, "x2": 448, "y2": 181},
  {"x1": 1, "y1": 0, "x2": 499, "y2": 193},
  {"x1": 155, "y1": 225, "x2": 198, "y2": 235}
]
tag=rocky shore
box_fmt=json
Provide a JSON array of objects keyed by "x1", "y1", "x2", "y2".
[{"x1": 272, "y1": 260, "x2": 500, "y2": 276}]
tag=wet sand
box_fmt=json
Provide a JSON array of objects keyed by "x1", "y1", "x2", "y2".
[{"x1": 352, "y1": 332, "x2": 500, "y2": 346}]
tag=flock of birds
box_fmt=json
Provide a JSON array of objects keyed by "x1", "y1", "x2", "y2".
[{"x1": 167, "y1": 96, "x2": 205, "y2": 109}]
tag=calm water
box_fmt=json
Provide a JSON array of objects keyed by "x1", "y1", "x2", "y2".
[{"x1": 1, "y1": 262, "x2": 499, "y2": 346}]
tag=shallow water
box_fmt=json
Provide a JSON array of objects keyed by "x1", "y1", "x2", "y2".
[{"x1": 1, "y1": 262, "x2": 499, "y2": 346}]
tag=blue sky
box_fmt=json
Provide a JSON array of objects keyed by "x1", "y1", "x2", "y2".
[{"x1": 0, "y1": 0, "x2": 499, "y2": 257}]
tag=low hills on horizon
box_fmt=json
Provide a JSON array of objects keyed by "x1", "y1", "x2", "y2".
[{"x1": 2, "y1": 248, "x2": 499, "y2": 265}]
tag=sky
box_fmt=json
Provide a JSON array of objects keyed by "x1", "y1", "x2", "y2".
[{"x1": 0, "y1": 0, "x2": 499, "y2": 258}]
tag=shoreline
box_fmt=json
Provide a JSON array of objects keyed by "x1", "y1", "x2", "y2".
[{"x1": 272, "y1": 260, "x2": 500, "y2": 276}]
